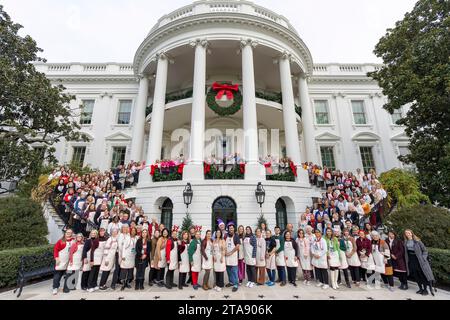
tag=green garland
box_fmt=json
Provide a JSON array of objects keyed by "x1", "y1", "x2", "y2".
[{"x1": 206, "y1": 85, "x2": 243, "y2": 116}]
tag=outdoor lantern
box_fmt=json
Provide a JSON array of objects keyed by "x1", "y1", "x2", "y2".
[
  {"x1": 255, "y1": 182, "x2": 265, "y2": 208},
  {"x1": 183, "y1": 183, "x2": 193, "y2": 208}
]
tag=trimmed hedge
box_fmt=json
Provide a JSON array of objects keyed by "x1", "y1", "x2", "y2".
[
  {"x1": 429, "y1": 248, "x2": 450, "y2": 286},
  {"x1": 0, "y1": 245, "x2": 53, "y2": 288},
  {"x1": 0, "y1": 197, "x2": 48, "y2": 250}
]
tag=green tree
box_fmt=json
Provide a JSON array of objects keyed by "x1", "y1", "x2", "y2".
[
  {"x1": 368, "y1": 0, "x2": 450, "y2": 207},
  {"x1": 180, "y1": 212, "x2": 194, "y2": 234},
  {"x1": 386, "y1": 204, "x2": 450, "y2": 250},
  {"x1": 379, "y1": 168, "x2": 429, "y2": 214},
  {"x1": 257, "y1": 213, "x2": 268, "y2": 230},
  {"x1": 0, "y1": 6, "x2": 88, "y2": 184}
]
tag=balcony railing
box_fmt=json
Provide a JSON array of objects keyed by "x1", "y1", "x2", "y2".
[
  {"x1": 204, "y1": 163, "x2": 245, "y2": 180},
  {"x1": 265, "y1": 164, "x2": 296, "y2": 182}
]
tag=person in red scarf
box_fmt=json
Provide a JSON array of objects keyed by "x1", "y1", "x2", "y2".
[
  {"x1": 52, "y1": 229, "x2": 74, "y2": 295},
  {"x1": 165, "y1": 226, "x2": 179, "y2": 289},
  {"x1": 356, "y1": 229, "x2": 372, "y2": 283}
]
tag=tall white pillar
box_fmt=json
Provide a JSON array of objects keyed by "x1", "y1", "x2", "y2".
[
  {"x1": 298, "y1": 75, "x2": 319, "y2": 164},
  {"x1": 241, "y1": 39, "x2": 265, "y2": 181},
  {"x1": 184, "y1": 39, "x2": 208, "y2": 181},
  {"x1": 279, "y1": 53, "x2": 308, "y2": 184},
  {"x1": 130, "y1": 75, "x2": 149, "y2": 162},
  {"x1": 146, "y1": 53, "x2": 169, "y2": 165}
]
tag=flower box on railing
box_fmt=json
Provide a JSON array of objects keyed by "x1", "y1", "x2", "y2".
[
  {"x1": 150, "y1": 163, "x2": 184, "y2": 182},
  {"x1": 204, "y1": 163, "x2": 245, "y2": 180},
  {"x1": 265, "y1": 161, "x2": 297, "y2": 182}
]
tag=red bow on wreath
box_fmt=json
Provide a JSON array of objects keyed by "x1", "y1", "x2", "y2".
[
  {"x1": 150, "y1": 164, "x2": 158, "y2": 176},
  {"x1": 212, "y1": 82, "x2": 239, "y2": 100},
  {"x1": 264, "y1": 162, "x2": 273, "y2": 175},
  {"x1": 204, "y1": 162, "x2": 211, "y2": 174},
  {"x1": 289, "y1": 161, "x2": 298, "y2": 177},
  {"x1": 177, "y1": 163, "x2": 185, "y2": 174},
  {"x1": 239, "y1": 163, "x2": 246, "y2": 174}
]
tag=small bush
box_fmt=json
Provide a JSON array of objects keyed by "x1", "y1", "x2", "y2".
[
  {"x1": 0, "y1": 245, "x2": 53, "y2": 288},
  {"x1": 429, "y1": 248, "x2": 450, "y2": 286},
  {"x1": 0, "y1": 197, "x2": 48, "y2": 250},
  {"x1": 386, "y1": 204, "x2": 450, "y2": 250}
]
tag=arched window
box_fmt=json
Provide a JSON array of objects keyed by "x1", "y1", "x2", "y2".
[
  {"x1": 212, "y1": 197, "x2": 237, "y2": 231},
  {"x1": 161, "y1": 198, "x2": 173, "y2": 230},
  {"x1": 275, "y1": 198, "x2": 287, "y2": 231}
]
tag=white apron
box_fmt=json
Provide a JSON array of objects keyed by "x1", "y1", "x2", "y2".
[
  {"x1": 238, "y1": 238, "x2": 245, "y2": 261},
  {"x1": 93, "y1": 240, "x2": 106, "y2": 266},
  {"x1": 168, "y1": 240, "x2": 179, "y2": 271},
  {"x1": 225, "y1": 236, "x2": 238, "y2": 266},
  {"x1": 243, "y1": 237, "x2": 256, "y2": 266},
  {"x1": 327, "y1": 240, "x2": 341, "y2": 268},
  {"x1": 191, "y1": 242, "x2": 202, "y2": 272},
  {"x1": 345, "y1": 239, "x2": 361, "y2": 267},
  {"x1": 296, "y1": 238, "x2": 312, "y2": 271},
  {"x1": 311, "y1": 238, "x2": 328, "y2": 269},
  {"x1": 55, "y1": 240, "x2": 71, "y2": 271},
  {"x1": 284, "y1": 241, "x2": 298, "y2": 268},
  {"x1": 339, "y1": 249, "x2": 349, "y2": 269},
  {"x1": 275, "y1": 238, "x2": 286, "y2": 267},
  {"x1": 158, "y1": 245, "x2": 167, "y2": 269},
  {"x1": 255, "y1": 237, "x2": 266, "y2": 267},
  {"x1": 202, "y1": 241, "x2": 213, "y2": 270},
  {"x1": 100, "y1": 238, "x2": 118, "y2": 272},
  {"x1": 372, "y1": 244, "x2": 386, "y2": 273},
  {"x1": 213, "y1": 242, "x2": 226, "y2": 272},
  {"x1": 179, "y1": 243, "x2": 190, "y2": 273},
  {"x1": 120, "y1": 236, "x2": 136, "y2": 269},
  {"x1": 67, "y1": 243, "x2": 84, "y2": 271}
]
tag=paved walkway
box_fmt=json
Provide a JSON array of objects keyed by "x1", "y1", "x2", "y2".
[{"x1": 1, "y1": 278, "x2": 449, "y2": 300}]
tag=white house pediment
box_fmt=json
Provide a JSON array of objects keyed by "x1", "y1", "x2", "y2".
[
  {"x1": 315, "y1": 132, "x2": 341, "y2": 141},
  {"x1": 104, "y1": 132, "x2": 132, "y2": 141},
  {"x1": 390, "y1": 132, "x2": 410, "y2": 141},
  {"x1": 352, "y1": 132, "x2": 380, "y2": 141}
]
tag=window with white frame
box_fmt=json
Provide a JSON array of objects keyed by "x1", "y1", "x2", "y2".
[
  {"x1": 117, "y1": 100, "x2": 132, "y2": 124},
  {"x1": 320, "y1": 146, "x2": 336, "y2": 171},
  {"x1": 391, "y1": 108, "x2": 403, "y2": 124},
  {"x1": 359, "y1": 146, "x2": 375, "y2": 174},
  {"x1": 314, "y1": 100, "x2": 330, "y2": 125},
  {"x1": 72, "y1": 147, "x2": 86, "y2": 167},
  {"x1": 111, "y1": 146, "x2": 126, "y2": 168},
  {"x1": 80, "y1": 100, "x2": 94, "y2": 125},
  {"x1": 351, "y1": 100, "x2": 367, "y2": 125}
]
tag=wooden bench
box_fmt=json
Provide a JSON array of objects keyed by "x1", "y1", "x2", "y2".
[{"x1": 14, "y1": 251, "x2": 54, "y2": 298}]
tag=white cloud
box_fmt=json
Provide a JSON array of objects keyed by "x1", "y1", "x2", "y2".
[{"x1": 1, "y1": 0, "x2": 417, "y2": 63}]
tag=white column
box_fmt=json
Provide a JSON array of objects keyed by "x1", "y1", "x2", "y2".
[
  {"x1": 241, "y1": 39, "x2": 265, "y2": 181},
  {"x1": 130, "y1": 75, "x2": 149, "y2": 162},
  {"x1": 146, "y1": 53, "x2": 169, "y2": 165},
  {"x1": 183, "y1": 39, "x2": 208, "y2": 181},
  {"x1": 279, "y1": 53, "x2": 308, "y2": 184},
  {"x1": 298, "y1": 74, "x2": 319, "y2": 164}
]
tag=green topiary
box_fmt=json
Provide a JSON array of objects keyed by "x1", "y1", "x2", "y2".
[
  {"x1": 386, "y1": 204, "x2": 450, "y2": 250},
  {"x1": 180, "y1": 212, "x2": 194, "y2": 236},
  {"x1": 0, "y1": 197, "x2": 48, "y2": 250},
  {"x1": 257, "y1": 213, "x2": 268, "y2": 230},
  {"x1": 428, "y1": 248, "x2": 450, "y2": 286}
]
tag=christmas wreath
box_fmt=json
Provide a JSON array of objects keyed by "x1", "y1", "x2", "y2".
[{"x1": 206, "y1": 82, "x2": 243, "y2": 116}]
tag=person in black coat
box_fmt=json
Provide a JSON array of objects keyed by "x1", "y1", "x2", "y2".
[{"x1": 135, "y1": 229, "x2": 151, "y2": 290}]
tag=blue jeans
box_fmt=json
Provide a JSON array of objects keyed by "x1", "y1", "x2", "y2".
[
  {"x1": 277, "y1": 266, "x2": 286, "y2": 282},
  {"x1": 226, "y1": 265, "x2": 239, "y2": 288},
  {"x1": 267, "y1": 269, "x2": 276, "y2": 282}
]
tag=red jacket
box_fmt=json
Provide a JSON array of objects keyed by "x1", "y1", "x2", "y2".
[
  {"x1": 53, "y1": 238, "x2": 74, "y2": 259},
  {"x1": 165, "y1": 238, "x2": 177, "y2": 264}
]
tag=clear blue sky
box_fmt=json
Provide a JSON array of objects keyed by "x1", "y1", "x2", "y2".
[{"x1": 2, "y1": 0, "x2": 418, "y2": 63}]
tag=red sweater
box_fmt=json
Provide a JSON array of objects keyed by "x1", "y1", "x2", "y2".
[
  {"x1": 53, "y1": 238, "x2": 74, "y2": 258},
  {"x1": 165, "y1": 238, "x2": 177, "y2": 264}
]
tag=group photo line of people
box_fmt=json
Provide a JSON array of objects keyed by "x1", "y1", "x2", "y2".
[{"x1": 49, "y1": 163, "x2": 436, "y2": 297}]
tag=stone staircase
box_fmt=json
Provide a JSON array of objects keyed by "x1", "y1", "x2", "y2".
[{"x1": 42, "y1": 200, "x2": 66, "y2": 244}]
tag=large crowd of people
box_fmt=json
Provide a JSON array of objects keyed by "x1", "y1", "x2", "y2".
[{"x1": 50, "y1": 164, "x2": 435, "y2": 297}]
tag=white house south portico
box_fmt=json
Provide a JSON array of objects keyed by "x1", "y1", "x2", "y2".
[{"x1": 35, "y1": 0, "x2": 410, "y2": 231}]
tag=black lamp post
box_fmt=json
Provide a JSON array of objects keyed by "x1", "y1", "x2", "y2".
[
  {"x1": 183, "y1": 183, "x2": 193, "y2": 211},
  {"x1": 255, "y1": 182, "x2": 265, "y2": 212}
]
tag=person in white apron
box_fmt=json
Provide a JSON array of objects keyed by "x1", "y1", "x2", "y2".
[
  {"x1": 243, "y1": 226, "x2": 257, "y2": 287},
  {"x1": 135, "y1": 228, "x2": 151, "y2": 290},
  {"x1": 265, "y1": 230, "x2": 276, "y2": 286},
  {"x1": 225, "y1": 224, "x2": 240, "y2": 292},
  {"x1": 213, "y1": 229, "x2": 226, "y2": 291},
  {"x1": 52, "y1": 229, "x2": 74, "y2": 295},
  {"x1": 284, "y1": 231, "x2": 299, "y2": 286},
  {"x1": 99, "y1": 228, "x2": 119, "y2": 290},
  {"x1": 178, "y1": 231, "x2": 190, "y2": 289},
  {"x1": 274, "y1": 226, "x2": 287, "y2": 286},
  {"x1": 201, "y1": 230, "x2": 214, "y2": 290},
  {"x1": 188, "y1": 230, "x2": 202, "y2": 290},
  {"x1": 81, "y1": 229, "x2": 98, "y2": 291},
  {"x1": 325, "y1": 227, "x2": 341, "y2": 290},
  {"x1": 335, "y1": 229, "x2": 352, "y2": 288},
  {"x1": 255, "y1": 229, "x2": 267, "y2": 285},
  {"x1": 148, "y1": 229, "x2": 160, "y2": 286},
  {"x1": 311, "y1": 229, "x2": 329, "y2": 289},
  {"x1": 87, "y1": 228, "x2": 108, "y2": 292},
  {"x1": 165, "y1": 227, "x2": 179, "y2": 289},
  {"x1": 154, "y1": 228, "x2": 169, "y2": 287},
  {"x1": 342, "y1": 228, "x2": 361, "y2": 287},
  {"x1": 237, "y1": 225, "x2": 246, "y2": 284},
  {"x1": 367, "y1": 231, "x2": 390, "y2": 290},
  {"x1": 356, "y1": 229, "x2": 374, "y2": 283},
  {"x1": 296, "y1": 229, "x2": 312, "y2": 285},
  {"x1": 118, "y1": 225, "x2": 137, "y2": 291},
  {"x1": 66, "y1": 233, "x2": 84, "y2": 291}
]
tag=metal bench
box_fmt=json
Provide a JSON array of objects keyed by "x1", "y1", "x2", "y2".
[{"x1": 14, "y1": 251, "x2": 55, "y2": 298}]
